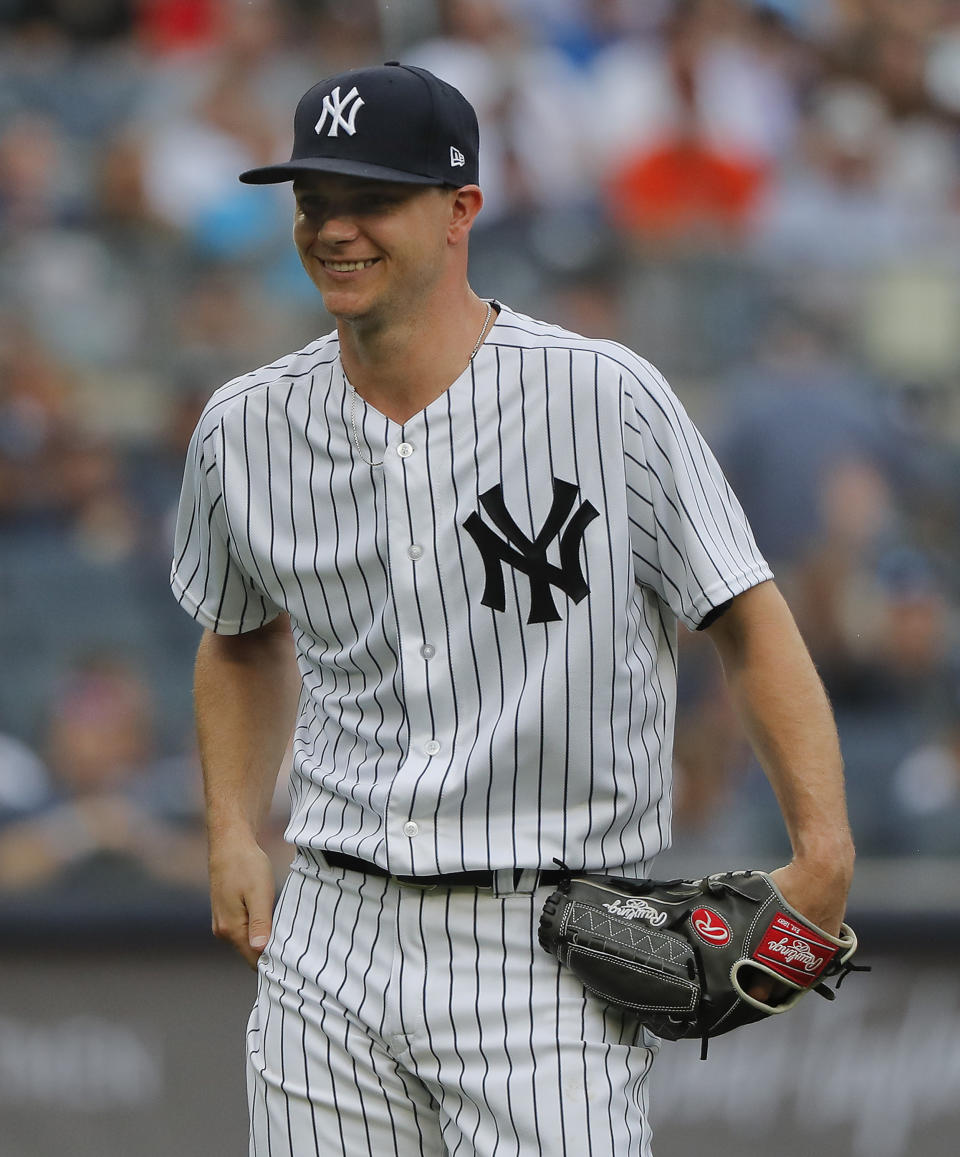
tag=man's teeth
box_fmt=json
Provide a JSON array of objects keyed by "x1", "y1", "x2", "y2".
[{"x1": 324, "y1": 260, "x2": 377, "y2": 271}]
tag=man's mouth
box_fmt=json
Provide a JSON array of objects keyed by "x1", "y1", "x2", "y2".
[{"x1": 321, "y1": 258, "x2": 379, "y2": 272}]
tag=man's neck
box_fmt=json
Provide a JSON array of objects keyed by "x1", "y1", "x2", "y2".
[{"x1": 338, "y1": 292, "x2": 493, "y2": 425}]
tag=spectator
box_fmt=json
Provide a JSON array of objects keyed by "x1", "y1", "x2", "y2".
[
  {"x1": 0, "y1": 732, "x2": 51, "y2": 827},
  {"x1": 0, "y1": 112, "x2": 77, "y2": 231},
  {"x1": 891, "y1": 712, "x2": 960, "y2": 855},
  {"x1": 0, "y1": 0, "x2": 960, "y2": 882},
  {"x1": 0, "y1": 653, "x2": 208, "y2": 894},
  {"x1": 141, "y1": 67, "x2": 276, "y2": 233},
  {"x1": 750, "y1": 80, "x2": 942, "y2": 268},
  {"x1": 408, "y1": 0, "x2": 592, "y2": 219}
]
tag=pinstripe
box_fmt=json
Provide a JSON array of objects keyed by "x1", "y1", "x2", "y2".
[
  {"x1": 495, "y1": 898, "x2": 521, "y2": 1156},
  {"x1": 468, "y1": 890, "x2": 493, "y2": 1154},
  {"x1": 264, "y1": 386, "x2": 285, "y2": 608},
  {"x1": 419, "y1": 407, "x2": 465, "y2": 869},
  {"x1": 540, "y1": 346, "x2": 571, "y2": 860},
  {"x1": 397, "y1": 415, "x2": 443, "y2": 865},
  {"x1": 447, "y1": 370, "x2": 486, "y2": 872},
  {"x1": 240, "y1": 395, "x2": 277, "y2": 613},
  {"x1": 565, "y1": 348, "x2": 598, "y2": 865},
  {"x1": 524, "y1": 898, "x2": 546, "y2": 1157},
  {"x1": 409, "y1": 890, "x2": 447, "y2": 1104},
  {"x1": 441, "y1": 891, "x2": 472, "y2": 1152},
  {"x1": 291, "y1": 871, "x2": 325, "y2": 1155},
  {"x1": 310, "y1": 375, "x2": 373, "y2": 849},
  {"x1": 173, "y1": 302, "x2": 770, "y2": 1155},
  {"x1": 354, "y1": 884, "x2": 406, "y2": 1157},
  {"x1": 334, "y1": 377, "x2": 393, "y2": 846},
  {"x1": 552, "y1": 963, "x2": 570, "y2": 1153},
  {"x1": 334, "y1": 871, "x2": 378, "y2": 1155},
  {"x1": 215, "y1": 422, "x2": 255, "y2": 631},
  {"x1": 313, "y1": 872, "x2": 352, "y2": 1156},
  {"x1": 593, "y1": 356, "x2": 629, "y2": 865},
  {"x1": 172, "y1": 302, "x2": 769, "y2": 870},
  {"x1": 249, "y1": 868, "x2": 306, "y2": 1157},
  {"x1": 482, "y1": 358, "x2": 510, "y2": 872},
  {"x1": 512, "y1": 346, "x2": 541, "y2": 868},
  {"x1": 520, "y1": 352, "x2": 552, "y2": 865}
]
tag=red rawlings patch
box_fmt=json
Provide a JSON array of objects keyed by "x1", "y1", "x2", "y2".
[
  {"x1": 752, "y1": 912, "x2": 839, "y2": 987},
  {"x1": 691, "y1": 907, "x2": 732, "y2": 947}
]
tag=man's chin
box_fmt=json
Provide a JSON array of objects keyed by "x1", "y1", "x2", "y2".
[
  {"x1": 319, "y1": 292, "x2": 367, "y2": 321},
  {"x1": 320, "y1": 291, "x2": 387, "y2": 329}
]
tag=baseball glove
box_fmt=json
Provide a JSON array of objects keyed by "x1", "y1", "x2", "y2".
[{"x1": 538, "y1": 869, "x2": 866, "y2": 1057}]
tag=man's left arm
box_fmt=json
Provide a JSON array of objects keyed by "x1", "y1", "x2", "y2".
[{"x1": 704, "y1": 579, "x2": 855, "y2": 936}]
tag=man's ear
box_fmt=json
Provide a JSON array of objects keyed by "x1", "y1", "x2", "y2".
[{"x1": 447, "y1": 185, "x2": 484, "y2": 244}]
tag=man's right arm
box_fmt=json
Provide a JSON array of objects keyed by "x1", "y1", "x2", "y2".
[{"x1": 194, "y1": 613, "x2": 301, "y2": 967}]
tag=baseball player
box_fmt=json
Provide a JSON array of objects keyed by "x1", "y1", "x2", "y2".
[{"x1": 171, "y1": 63, "x2": 854, "y2": 1156}]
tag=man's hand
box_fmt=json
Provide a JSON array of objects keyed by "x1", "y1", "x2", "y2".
[
  {"x1": 209, "y1": 834, "x2": 277, "y2": 969},
  {"x1": 193, "y1": 619, "x2": 298, "y2": 969},
  {"x1": 769, "y1": 857, "x2": 852, "y2": 939},
  {"x1": 745, "y1": 856, "x2": 853, "y2": 1004},
  {"x1": 705, "y1": 582, "x2": 857, "y2": 1007}
]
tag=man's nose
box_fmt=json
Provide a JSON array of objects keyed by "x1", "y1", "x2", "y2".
[{"x1": 316, "y1": 211, "x2": 360, "y2": 242}]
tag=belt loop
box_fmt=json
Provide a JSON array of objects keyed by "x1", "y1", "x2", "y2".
[{"x1": 492, "y1": 868, "x2": 541, "y2": 896}]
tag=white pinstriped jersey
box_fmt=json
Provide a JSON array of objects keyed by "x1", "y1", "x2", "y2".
[{"x1": 171, "y1": 303, "x2": 771, "y2": 875}]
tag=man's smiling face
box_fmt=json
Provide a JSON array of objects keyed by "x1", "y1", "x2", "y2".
[{"x1": 292, "y1": 172, "x2": 456, "y2": 327}]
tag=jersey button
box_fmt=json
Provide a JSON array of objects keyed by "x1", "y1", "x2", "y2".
[
  {"x1": 402, "y1": 821, "x2": 419, "y2": 837},
  {"x1": 424, "y1": 740, "x2": 441, "y2": 755},
  {"x1": 397, "y1": 442, "x2": 414, "y2": 458},
  {"x1": 407, "y1": 544, "x2": 424, "y2": 560},
  {"x1": 420, "y1": 643, "x2": 436, "y2": 659}
]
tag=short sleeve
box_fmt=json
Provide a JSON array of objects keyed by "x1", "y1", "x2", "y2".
[
  {"x1": 623, "y1": 359, "x2": 772, "y2": 630},
  {"x1": 170, "y1": 416, "x2": 281, "y2": 634}
]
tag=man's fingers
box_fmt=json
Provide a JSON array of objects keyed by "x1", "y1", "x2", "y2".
[
  {"x1": 212, "y1": 912, "x2": 268, "y2": 969},
  {"x1": 243, "y1": 861, "x2": 276, "y2": 952},
  {"x1": 246, "y1": 900, "x2": 273, "y2": 954},
  {"x1": 208, "y1": 841, "x2": 276, "y2": 968},
  {"x1": 210, "y1": 891, "x2": 273, "y2": 967},
  {"x1": 741, "y1": 965, "x2": 791, "y2": 1006},
  {"x1": 745, "y1": 977, "x2": 782, "y2": 1004}
]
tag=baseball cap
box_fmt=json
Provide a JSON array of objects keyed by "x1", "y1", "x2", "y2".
[{"x1": 239, "y1": 62, "x2": 479, "y2": 187}]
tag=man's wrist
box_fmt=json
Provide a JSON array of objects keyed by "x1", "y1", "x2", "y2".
[{"x1": 790, "y1": 835, "x2": 855, "y2": 880}]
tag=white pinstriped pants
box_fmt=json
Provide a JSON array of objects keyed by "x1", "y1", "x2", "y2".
[{"x1": 247, "y1": 852, "x2": 657, "y2": 1156}]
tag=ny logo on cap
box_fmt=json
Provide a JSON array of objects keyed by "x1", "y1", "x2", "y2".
[{"x1": 315, "y1": 86, "x2": 365, "y2": 137}]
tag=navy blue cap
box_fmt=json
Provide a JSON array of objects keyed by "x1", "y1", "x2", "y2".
[{"x1": 239, "y1": 62, "x2": 479, "y2": 187}]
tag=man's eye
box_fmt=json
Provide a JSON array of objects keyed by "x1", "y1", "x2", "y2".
[{"x1": 296, "y1": 193, "x2": 402, "y2": 217}]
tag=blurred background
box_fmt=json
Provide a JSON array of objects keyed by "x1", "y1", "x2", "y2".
[{"x1": 0, "y1": 1, "x2": 958, "y2": 1154}]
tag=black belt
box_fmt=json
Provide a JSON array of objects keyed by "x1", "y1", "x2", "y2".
[{"x1": 323, "y1": 850, "x2": 564, "y2": 890}]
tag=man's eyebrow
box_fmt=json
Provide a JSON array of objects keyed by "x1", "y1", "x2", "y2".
[{"x1": 294, "y1": 185, "x2": 401, "y2": 197}]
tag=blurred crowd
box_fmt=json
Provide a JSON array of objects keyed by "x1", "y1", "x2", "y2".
[{"x1": 2, "y1": 0, "x2": 960, "y2": 911}]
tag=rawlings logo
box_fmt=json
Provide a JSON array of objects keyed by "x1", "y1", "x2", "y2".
[
  {"x1": 602, "y1": 898, "x2": 668, "y2": 926},
  {"x1": 763, "y1": 936, "x2": 826, "y2": 972},
  {"x1": 753, "y1": 913, "x2": 838, "y2": 984},
  {"x1": 691, "y1": 907, "x2": 732, "y2": 946}
]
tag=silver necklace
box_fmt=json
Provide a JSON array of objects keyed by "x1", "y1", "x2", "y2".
[{"x1": 348, "y1": 300, "x2": 493, "y2": 468}]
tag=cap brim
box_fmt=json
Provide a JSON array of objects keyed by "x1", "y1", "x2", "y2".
[{"x1": 239, "y1": 156, "x2": 449, "y2": 185}]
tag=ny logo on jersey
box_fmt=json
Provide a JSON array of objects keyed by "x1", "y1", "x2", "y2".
[
  {"x1": 463, "y1": 479, "x2": 599, "y2": 624},
  {"x1": 314, "y1": 85, "x2": 365, "y2": 137}
]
